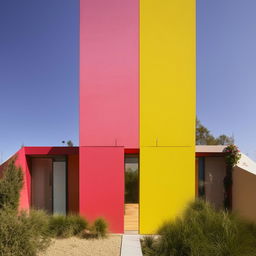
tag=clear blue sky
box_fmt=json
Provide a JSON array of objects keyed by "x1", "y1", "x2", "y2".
[
  {"x1": 0, "y1": 0, "x2": 256, "y2": 162},
  {"x1": 197, "y1": 0, "x2": 256, "y2": 159},
  {"x1": 0, "y1": 0, "x2": 79, "y2": 162}
]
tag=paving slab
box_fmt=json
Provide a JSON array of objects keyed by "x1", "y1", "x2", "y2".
[{"x1": 121, "y1": 235, "x2": 143, "y2": 256}]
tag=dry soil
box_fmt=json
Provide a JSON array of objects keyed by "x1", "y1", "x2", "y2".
[{"x1": 40, "y1": 235, "x2": 121, "y2": 256}]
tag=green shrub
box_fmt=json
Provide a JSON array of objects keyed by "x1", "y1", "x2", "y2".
[
  {"x1": 141, "y1": 236, "x2": 156, "y2": 256},
  {"x1": 0, "y1": 159, "x2": 23, "y2": 211},
  {"x1": 0, "y1": 208, "x2": 51, "y2": 256},
  {"x1": 0, "y1": 162, "x2": 51, "y2": 256},
  {"x1": 49, "y1": 214, "x2": 88, "y2": 238},
  {"x1": 141, "y1": 199, "x2": 256, "y2": 256},
  {"x1": 91, "y1": 218, "x2": 108, "y2": 238},
  {"x1": 49, "y1": 215, "x2": 73, "y2": 238},
  {"x1": 27, "y1": 209, "x2": 51, "y2": 240},
  {"x1": 68, "y1": 214, "x2": 88, "y2": 235}
]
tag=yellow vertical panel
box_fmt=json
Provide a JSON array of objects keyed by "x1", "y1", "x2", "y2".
[
  {"x1": 140, "y1": 0, "x2": 196, "y2": 234},
  {"x1": 140, "y1": 147, "x2": 195, "y2": 234},
  {"x1": 140, "y1": 0, "x2": 196, "y2": 147}
]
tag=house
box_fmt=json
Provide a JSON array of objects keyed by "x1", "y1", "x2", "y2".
[
  {"x1": 1, "y1": 145, "x2": 256, "y2": 235},
  {"x1": 78, "y1": 0, "x2": 195, "y2": 234},
  {"x1": 1, "y1": 0, "x2": 194, "y2": 234},
  {"x1": 4, "y1": 0, "x2": 256, "y2": 235}
]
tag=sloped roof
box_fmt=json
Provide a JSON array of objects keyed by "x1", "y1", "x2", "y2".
[{"x1": 236, "y1": 153, "x2": 256, "y2": 175}]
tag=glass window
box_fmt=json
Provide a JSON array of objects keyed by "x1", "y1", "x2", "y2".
[{"x1": 125, "y1": 154, "x2": 139, "y2": 203}]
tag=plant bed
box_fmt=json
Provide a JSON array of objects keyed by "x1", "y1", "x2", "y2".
[
  {"x1": 141, "y1": 200, "x2": 256, "y2": 256},
  {"x1": 0, "y1": 161, "x2": 109, "y2": 256}
]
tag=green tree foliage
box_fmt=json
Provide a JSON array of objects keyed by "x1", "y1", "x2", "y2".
[
  {"x1": 67, "y1": 140, "x2": 74, "y2": 147},
  {"x1": 216, "y1": 134, "x2": 235, "y2": 145},
  {"x1": 196, "y1": 119, "x2": 234, "y2": 145},
  {"x1": 223, "y1": 144, "x2": 242, "y2": 168},
  {"x1": 0, "y1": 159, "x2": 23, "y2": 211}
]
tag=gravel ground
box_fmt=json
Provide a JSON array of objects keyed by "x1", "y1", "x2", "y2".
[{"x1": 40, "y1": 235, "x2": 122, "y2": 256}]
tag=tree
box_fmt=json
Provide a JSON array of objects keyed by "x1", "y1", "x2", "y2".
[
  {"x1": 215, "y1": 134, "x2": 234, "y2": 145},
  {"x1": 66, "y1": 140, "x2": 74, "y2": 147},
  {"x1": 196, "y1": 119, "x2": 234, "y2": 145},
  {"x1": 196, "y1": 119, "x2": 216, "y2": 145},
  {"x1": 0, "y1": 159, "x2": 23, "y2": 211},
  {"x1": 61, "y1": 140, "x2": 74, "y2": 147}
]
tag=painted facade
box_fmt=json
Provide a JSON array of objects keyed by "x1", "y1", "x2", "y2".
[
  {"x1": 1, "y1": 1, "x2": 256, "y2": 234},
  {"x1": 2, "y1": 146, "x2": 256, "y2": 234},
  {"x1": 79, "y1": 0, "x2": 195, "y2": 234},
  {"x1": 139, "y1": 0, "x2": 195, "y2": 234},
  {"x1": 0, "y1": 0, "x2": 196, "y2": 234}
]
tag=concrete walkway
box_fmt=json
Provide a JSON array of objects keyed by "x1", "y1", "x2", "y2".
[{"x1": 121, "y1": 235, "x2": 143, "y2": 256}]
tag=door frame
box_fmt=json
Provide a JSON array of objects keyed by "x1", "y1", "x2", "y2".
[
  {"x1": 124, "y1": 152, "x2": 140, "y2": 232},
  {"x1": 29, "y1": 156, "x2": 68, "y2": 215}
]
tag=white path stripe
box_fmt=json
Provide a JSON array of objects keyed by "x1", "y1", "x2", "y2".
[{"x1": 121, "y1": 235, "x2": 143, "y2": 256}]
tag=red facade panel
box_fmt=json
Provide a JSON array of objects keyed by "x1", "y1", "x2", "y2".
[
  {"x1": 80, "y1": 0, "x2": 139, "y2": 148},
  {"x1": 79, "y1": 147, "x2": 124, "y2": 233}
]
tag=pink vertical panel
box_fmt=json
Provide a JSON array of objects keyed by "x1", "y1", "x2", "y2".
[
  {"x1": 80, "y1": 0, "x2": 139, "y2": 148},
  {"x1": 79, "y1": 147, "x2": 124, "y2": 233}
]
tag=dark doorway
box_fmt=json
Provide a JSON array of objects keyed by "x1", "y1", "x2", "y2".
[{"x1": 124, "y1": 154, "x2": 139, "y2": 232}]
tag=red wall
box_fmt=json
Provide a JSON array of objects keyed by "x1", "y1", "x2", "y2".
[
  {"x1": 80, "y1": 0, "x2": 139, "y2": 148},
  {"x1": 79, "y1": 147, "x2": 124, "y2": 233},
  {"x1": 25, "y1": 147, "x2": 78, "y2": 155}
]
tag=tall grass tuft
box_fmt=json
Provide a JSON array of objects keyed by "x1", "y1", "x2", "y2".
[
  {"x1": 141, "y1": 236, "x2": 156, "y2": 256},
  {"x1": 91, "y1": 218, "x2": 108, "y2": 238},
  {"x1": 49, "y1": 214, "x2": 88, "y2": 238},
  {"x1": 68, "y1": 214, "x2": 88, "y2": 235},
  {"x1": 141, "y1": 199, "x2": 256, "y2": 256},
  {"x1": 0, "y1": 208, "x2": 51, "y2": 256}
]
